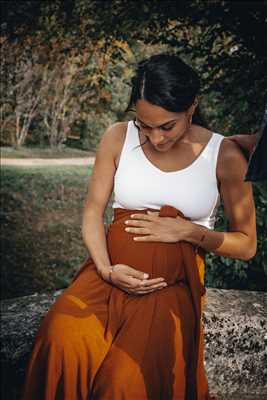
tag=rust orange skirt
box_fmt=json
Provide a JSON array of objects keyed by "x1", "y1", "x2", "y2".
[{"x1": 22, "y1": 205, "x2": 214, "y2": 400}]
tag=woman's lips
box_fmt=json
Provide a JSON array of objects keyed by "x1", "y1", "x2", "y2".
[{"x1": 155, "y1": 141, "x2": 170, "y2": 147}]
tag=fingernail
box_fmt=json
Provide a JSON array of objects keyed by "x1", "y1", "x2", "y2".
[{"x1": 144, "y1": 273, "x2": 149, "y2": 279}]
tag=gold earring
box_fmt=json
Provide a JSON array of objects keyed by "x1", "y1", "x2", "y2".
[{"x1": 188, "y1": 114, "x2": 193, "y2": 126}]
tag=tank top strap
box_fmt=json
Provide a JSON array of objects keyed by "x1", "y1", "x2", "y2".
[
  {"x1": 204, "y1": 133, "x2": 225, "y2": 180},
  {"x1": 125, "y1": 120, "x2": 139, "y2": 148},
  {"x1": 116, "y1": 120, "x2": 139, "y2": 171}
]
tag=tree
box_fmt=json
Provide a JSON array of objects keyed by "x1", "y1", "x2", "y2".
[{"x1": 4, "y1": 0, "x2": 266, "y2": 130}]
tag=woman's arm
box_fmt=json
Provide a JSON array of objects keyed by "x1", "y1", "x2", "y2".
[
  {"x1": 124, "y1": 139, "x2": 257, "y2": 260},
  {"x1": 185, "y1": 138, "x2": 257, "y2": 260},
  {"x1": 81, "y1": 122, "x2": 122, "y2": 279}
]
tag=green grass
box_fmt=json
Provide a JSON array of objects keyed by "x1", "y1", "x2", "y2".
[
  {"x1": 1, "y1": 165, "x2": 114, "y2": 299},
  {"x1": 0, "y1": 146, "x2": 95, "y2": 158},
  {"x1": 2, "y1": 166, "x2": 91, "y2": 210}
]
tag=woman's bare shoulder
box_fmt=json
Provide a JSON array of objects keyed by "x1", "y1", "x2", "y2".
[
  {"x1": 100, "y1": 121, "x2": 128, "y2": 153},
  {"x1": 103, "y1": 121, "x2": 128, "y2": 139},
  {"x1": 216, "y1": 137, "x2": 248, "y2": 182}
]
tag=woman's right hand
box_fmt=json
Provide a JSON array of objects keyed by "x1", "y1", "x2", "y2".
[{"x1": 103, "y1": 264, "x2": 168, "y2": 295}]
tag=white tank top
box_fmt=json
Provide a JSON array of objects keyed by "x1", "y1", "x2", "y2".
[{"x1": 112, "y1": 120, "x2": 225, "y2": 229}]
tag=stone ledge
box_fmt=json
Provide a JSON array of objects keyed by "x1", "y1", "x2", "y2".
[{"x1": 1, "y1": 288, "x2": 266, "y2": 399}]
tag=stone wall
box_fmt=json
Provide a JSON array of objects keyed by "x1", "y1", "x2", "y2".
[{"x1": 1, "y1": 288, "x2": 266, "y2": 399}]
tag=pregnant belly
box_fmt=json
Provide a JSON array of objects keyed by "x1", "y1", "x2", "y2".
[{"x1": 106, "y1": 219, "x2": 185, "y2": 285}]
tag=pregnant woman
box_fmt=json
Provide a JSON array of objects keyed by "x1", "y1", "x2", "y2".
[{"x1": 23, "y1": 53, "x2": 256, "y2": 400}]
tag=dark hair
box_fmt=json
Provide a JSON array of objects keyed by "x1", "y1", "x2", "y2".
[{"x1": 125, "y1": 52, "x2": 208, "y2": 129}]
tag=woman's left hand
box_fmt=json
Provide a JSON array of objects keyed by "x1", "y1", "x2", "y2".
[{"x1": 124, "y1": 211, "x2": 192, "y2": 243}]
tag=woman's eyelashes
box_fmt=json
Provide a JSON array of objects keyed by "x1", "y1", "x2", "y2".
[
  {"x1": 140, "y1": 123, "x2": 175, "y2": 131},
  {"x1": 161, "y1": 124, "x2": 175, "y2": 131}
]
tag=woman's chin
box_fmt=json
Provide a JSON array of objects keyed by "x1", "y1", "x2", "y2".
[{"x1": 154, "y1": 141, "x2": 172, "y2": 151}]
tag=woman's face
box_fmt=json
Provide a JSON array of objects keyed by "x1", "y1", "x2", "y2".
[{"x1": 135, "y1": 99, "x2": 194, "y2": 152}]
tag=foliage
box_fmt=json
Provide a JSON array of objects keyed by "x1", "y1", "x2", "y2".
[
  {"x1": 0, "y1": 36, "x2": 43, "y2": 147},
  {"x1": 1, "y1": 2, "x2": 133, "y2": 148},
  {"x1": 1, "y1": 1, "x2": 266, "y2": 147},
  {"x1": 0, "y1": 30, "x2": 113, "y2": 148}
]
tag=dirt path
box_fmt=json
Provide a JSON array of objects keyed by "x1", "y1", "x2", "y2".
[{"x1": 1, "y1": 157, "x2": 96, "y2": 166}]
